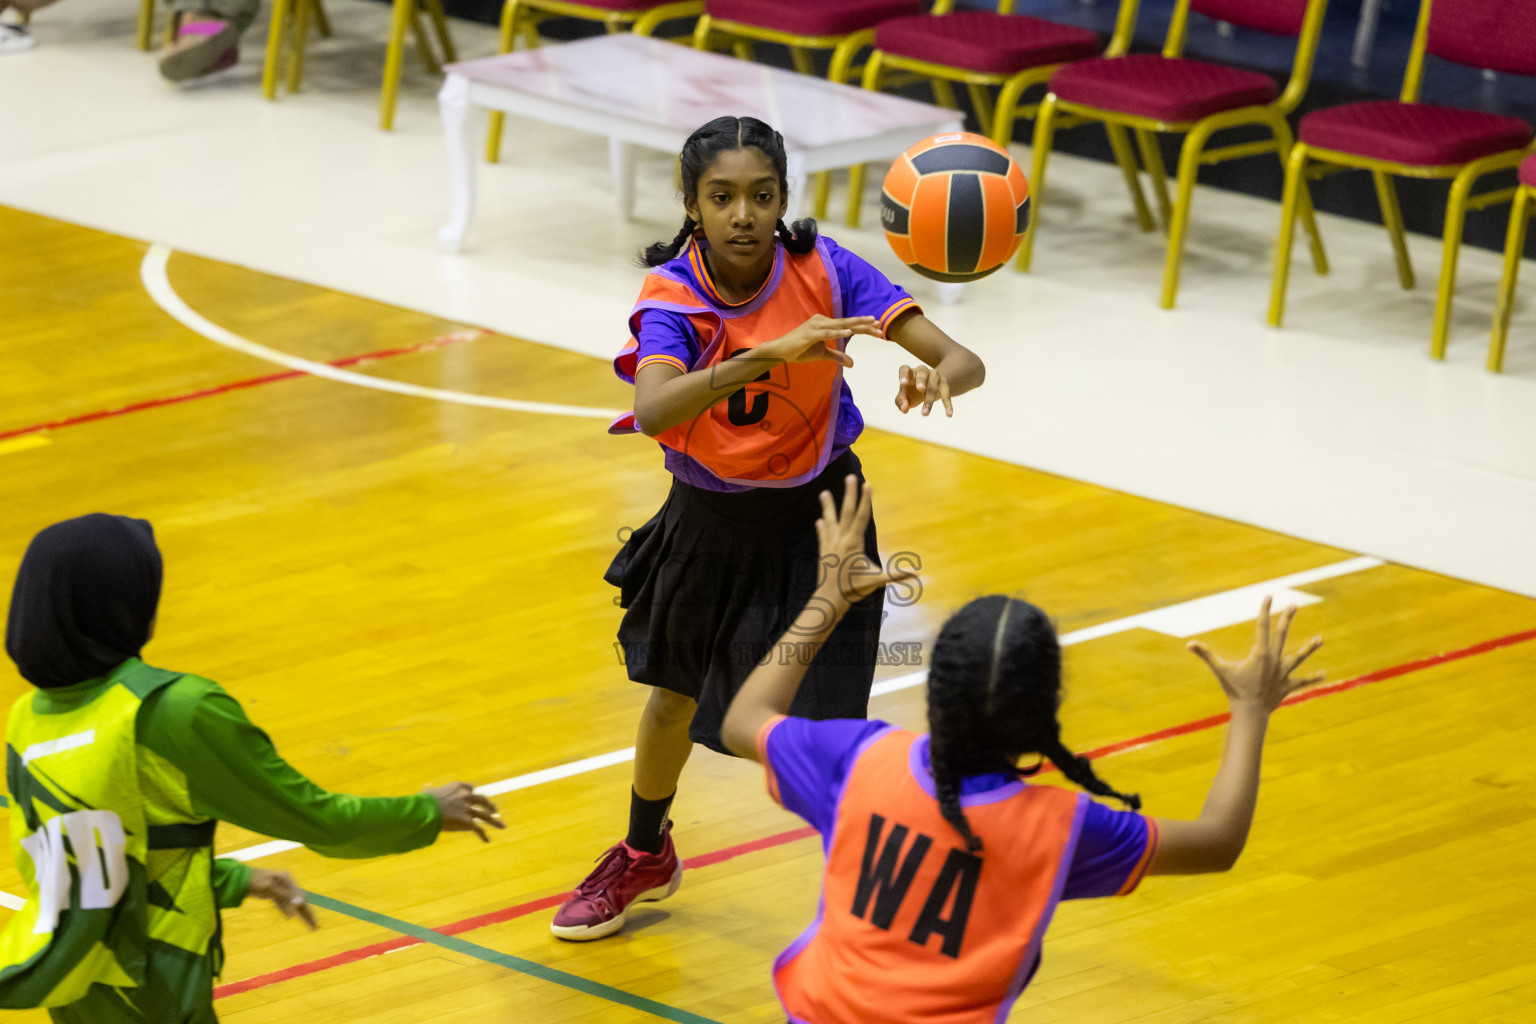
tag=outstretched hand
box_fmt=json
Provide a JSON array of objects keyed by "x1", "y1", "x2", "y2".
[
  {"x1": 424, "y1": 782, "x2": 504, "y2": 842},
  {"x1": 813, "y1": 476, "x2": 917, "y2": 611},
  {"x1": 895, "y1": 364, "x2": 953, "y2": 417},
  {"x1": 1187, "y1": 597, "x2": 1324, "y2": 714},
  {"x1": 247, "y1": 868, "x2": 318, "y2": 931},
  {"x1": 769, "y1": 315, "x2": 882, "y2": 368}
]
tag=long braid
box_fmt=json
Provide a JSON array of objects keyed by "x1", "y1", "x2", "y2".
[
  {"x1": 926, "y1": 597, "x2": 1014, "y2": 854},
  {"x1": 639, "y1": 216, "x2": 698, "y2": 267},
  {"x1": 924, "y1": 596, "x2": 1141, "y2": 857},
  {"x1": 1040, "y1": 734, "x2": 1141, "y2": 810},
  {"x1": 930, "y1": 736, "x2": 982, "y2": 854}
]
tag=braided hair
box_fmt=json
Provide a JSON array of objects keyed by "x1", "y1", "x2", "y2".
[
  {"x1": 926, "y1": 596, "x2": 1141, "y2": 855},
  {"x1": 640, "y1": 115, "x2": 819, "y2": 267}
]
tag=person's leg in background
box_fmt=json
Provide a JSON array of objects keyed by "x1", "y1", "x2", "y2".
[{"x1": 0, "y1": 0, "x2": 62, "y2": 54}]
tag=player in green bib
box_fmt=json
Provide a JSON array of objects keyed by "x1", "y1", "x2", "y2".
[{"x1": 0, "y1": 514, "x2": 503, "y2": 1022}]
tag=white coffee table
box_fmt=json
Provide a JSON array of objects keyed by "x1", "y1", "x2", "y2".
[{"x1": 437, "y1": 35, "x2": 963, "y2": 254}]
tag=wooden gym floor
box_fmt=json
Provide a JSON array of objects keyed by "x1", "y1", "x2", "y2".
[{"x1": 2, "y1": 204, "x2": 1534, "y2": 1022}]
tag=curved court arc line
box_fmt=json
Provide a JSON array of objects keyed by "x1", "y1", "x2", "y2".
[{"x1": 140, "y1": 244, "x2": 624, "y2": 421}]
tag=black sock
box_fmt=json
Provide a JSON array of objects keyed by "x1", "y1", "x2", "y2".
[{"x1": 626, "y1": 788, "x2": 674, "y2": 855}]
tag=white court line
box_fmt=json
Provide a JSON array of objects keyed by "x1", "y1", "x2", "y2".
[
  {"x1": 218, "y1": 554, "x2": 1382, "y2": 865},
  {"x1": 0, "y1": 259, "x2": 1379, "y2": 909},
  {"x1": 870, "y1": 555, "x2": 1382, "y2": 695},
  {"x1": 217, "y1": 748, "x2": 644, "y2": 862},
  {"x1": 139, "y1": 244, "x2": 624, "y2": 421}
]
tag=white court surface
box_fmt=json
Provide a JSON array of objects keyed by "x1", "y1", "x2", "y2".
[{"x1": 4, "y1": 0, "x2": 1536, "y2": 599}]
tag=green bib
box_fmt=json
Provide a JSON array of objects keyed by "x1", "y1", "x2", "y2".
[{"x1": 0, "y1": 661, "x2": 189, "y2": 1008}]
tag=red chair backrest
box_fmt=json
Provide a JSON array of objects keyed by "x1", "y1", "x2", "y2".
[
  {"x1": 1428, "y1": 0, "x2": 1536, "y2": 77},
  {"x1": 1190, "y1": 0, "x2": 1312, "y2": 37}
]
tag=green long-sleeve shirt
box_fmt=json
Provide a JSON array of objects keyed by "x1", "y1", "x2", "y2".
[
  {"x1": 30, "y1": 661, "x2": 442, "y2": 906},
  {"x1": 5, "y1": 659, "x2": 441, "y2": 1019}
]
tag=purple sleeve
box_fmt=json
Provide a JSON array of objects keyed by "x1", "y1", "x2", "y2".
[
  {"x1": 635, "y1": 308, "x2": 699, "y2": 375},
  {"x1": 1061, "y1": 800, "x2": 1156, "y2": 900},
  {"x1": 822, "y1": 236, "x2": 920, "y2": 331},
  {"x1": 761, "y1": 717, "x2": 893, "y2": 836}
]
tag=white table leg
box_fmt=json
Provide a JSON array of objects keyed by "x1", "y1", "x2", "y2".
[
  {"x1": 437, "y1": 74, "x2": 476, "y2": 253},
  {"x1": 785, "y1": 152, "x2": 807, "y2": 223},
  {"x1": 610, "y1": 137, "x2": 638, "y2": 221},
  {"x1": 1352, "y1": 0, "x2": 1383, "y2": 69}
]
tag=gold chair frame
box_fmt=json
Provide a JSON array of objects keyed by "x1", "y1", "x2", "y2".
[
  {"x1": 1489, "y1": 173, "x2": 1536, "y2": 372},
  {"x1": 1269, "y1": 0, "x2": 1530, "y2": 360},
  {"x1": 260, "y1": 0, "x2": 455, "y2": 132},
  {"x1": 691, "y1": 5, "x2": 893, "y2": 219},
  {"x1": 1020, "y1": 0, "x2": 1331, "y2": 311},
  {"x1": 485, "y1": 1, "x2": 704, "y2": 162},
  {"x1": 848, "y1": 0, "x2": 1140, "y2": 229}
]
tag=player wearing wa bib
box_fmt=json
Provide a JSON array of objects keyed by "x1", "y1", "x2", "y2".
[
  {"x1": 725, "y1": 493, "x2": 1324, "y2": 1022},
  {"x1": 757, "y1": 717, "x2": 1157, "y2": 1024}
]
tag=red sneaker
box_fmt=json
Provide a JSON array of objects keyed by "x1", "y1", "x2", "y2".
[{"x1": 550, "y1": 823, "x2": 682, "y2": 941}]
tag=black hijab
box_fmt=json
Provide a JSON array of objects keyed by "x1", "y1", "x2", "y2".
[{"x1": 5, "y1": 514, "x2": 163, "y2": 689}]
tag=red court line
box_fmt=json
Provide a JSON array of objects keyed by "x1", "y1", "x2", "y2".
[
  {"x1": 215, "y1": 935, "x2": 419, "y2": 999},
  {"x1": 213, "y1": 830, "x2": 822, "y2": 999},
  {"x1": 1084, "y1": 626, "x2": 1536, "y2": 761},
  {"x1": 213, "y1": 624, "x2": 1536, "y2": 1002},
  {"x1": 0, "y1": 331, "x2": 487, "y2": 443}
]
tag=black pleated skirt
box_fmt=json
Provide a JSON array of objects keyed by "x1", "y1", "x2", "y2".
[{"x1": 606, "y1": 449, "x2": 885, "y2": 755}]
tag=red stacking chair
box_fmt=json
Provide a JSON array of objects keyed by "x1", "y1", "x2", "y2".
[
  {"x1": 1270, "y1": 0, "x2": 1536, "y2": 361},
  {"x1": 1019, "y1": 0, "x2": 1332, "y2": 310},
  {"x1": 1490, "y1": 153, "x2": 1536, "y2": 372},
  {"x1": 693, "y1": 0, "x2": 924, "y2": 83},
  {"x1": 693, "y1": 0, "x2": 925, "y2": 217},
  {"x1": 847, "y1": 0, "x2": 1142, "y2": 228}
]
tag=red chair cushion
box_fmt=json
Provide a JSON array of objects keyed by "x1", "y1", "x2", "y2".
[
  {"x1": 875, "y1": 13, "x2": 1100, "y2": 75},
  {"x1": 1429, "y1": 0, "x2": 1536, "y2": 78},
  {"x1": 1192, "y1": 0, "x2": 1310, "y2": 37},
  {"x1": 706, "y1": 0, "x2": 923, "y2": 37},
  {"x1": 1299, "y1": 101, "x2": 1533, "y2": 167},
  {"x1": 1048, "y1": 54, "x2": 1279, "y2": 123},
  {"x1": 1521, "y1": 152, "x2": 1536, "y2": 188}
]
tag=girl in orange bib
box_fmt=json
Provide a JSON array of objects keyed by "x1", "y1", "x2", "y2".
[
  {"x1": 551, "y1": 116, "x2": 986, "y2": 941},
  {"x1": 723, "y1": 480, "x2": 1325, "y2": 1023}
]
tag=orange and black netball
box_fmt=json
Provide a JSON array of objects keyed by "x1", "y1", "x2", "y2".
[{"x1": 881, "y1": 133, "x2": 1031, "y2": 283}]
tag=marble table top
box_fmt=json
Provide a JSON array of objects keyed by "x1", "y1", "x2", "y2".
[{"x1": 446, "y1": 35, "x2": 956, "y2": 150}]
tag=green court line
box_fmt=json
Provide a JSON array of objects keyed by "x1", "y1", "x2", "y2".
[
  {"x1": 0, "y1": 796, "x2": 717, "y2": 1022},
  {"x1": 304, "y1": 893, "x2": 726, "y2": 1024}
]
